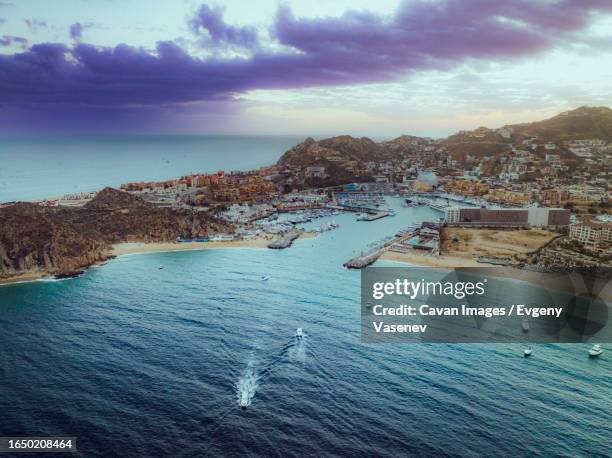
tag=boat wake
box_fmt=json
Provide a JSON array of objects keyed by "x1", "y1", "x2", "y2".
[
  {"x1": 236, "y1": 360, "x2": 260, "y2": 409},
  {"x1": 235, "y1": 329, "x2": 310, "y2": 409},
  {"x1": 289, "y1": 328, "x2": 308, "y2": 364}
]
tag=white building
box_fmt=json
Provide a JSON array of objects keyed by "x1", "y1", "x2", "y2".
[{"x1": 569, "y1": 219, "x2": 612, "y2": 248}]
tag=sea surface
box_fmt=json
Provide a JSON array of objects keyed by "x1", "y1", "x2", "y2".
[
  {"x1": 0, "y1": 135, "x2": 302, "y2": 202},
  {"x1": 0, "y1": 199, "x2": 610, "y2": 457}
]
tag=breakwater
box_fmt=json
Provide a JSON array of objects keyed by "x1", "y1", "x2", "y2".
[{"x1": 268, "y1": 230, "x2": 301, "y2": 249}]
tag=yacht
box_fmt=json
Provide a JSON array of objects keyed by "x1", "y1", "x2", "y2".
[
  {"x1": 524, "y1": 346, "x2": 533, "y2": 357},
  {"x1": 589, "y1": 344, "x2": 603, "y2": 357}
]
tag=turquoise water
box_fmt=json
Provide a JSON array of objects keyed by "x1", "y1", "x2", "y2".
[
  {"x1": 0, "y1": 135, "x2": 302, "y2": 202},
  {"x1": 0, "y1": 199, "x2": 610, "y2": 456}
]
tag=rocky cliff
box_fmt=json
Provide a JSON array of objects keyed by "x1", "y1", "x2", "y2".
[{"x1": 0, "y1": 188, "x2": 229, "y2": 279}]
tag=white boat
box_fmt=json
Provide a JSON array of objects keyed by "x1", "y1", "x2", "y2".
[
  {"x1": 209, "y1": 234, "x2": 235, "y2": 241},
  {"x1": 239, "y1": 391, "x2": 250, "y2": 409},
  {"x1": 295, "y1": 328, "x2": 304, "y2": 338},
  {"x1": 589, "y1": 344, "x2": 603, "y2": 357},
  {"x1": 522, "y1": 319, "x2": 529, "y2": 332},
  {"x1": 524, "y1": 346, "x2": 533, "y2": 357},
  {"x1": 261, "y1": 276, "x2": 270, "y2": 281}
]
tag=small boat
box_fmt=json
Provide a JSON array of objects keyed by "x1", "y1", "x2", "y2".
[
  {"x1": 239, "y1": 392, "x2": 249, "y2": 409},
  {"x1": 589, "y1": 344, "x2": 603, "y2": 357},
  {"x1": 261, "y1": 276, "x2": 270, "y2": 281},
  {"x1": 295, "y1": 328, "x2": 304, "y2": 338},
  {"x1": 158, "y1": 265, "x2": 164, "y2": 270},
  {"x1": 522, "y1": 319, "x2": 529, "y2": 332},
  {"x1": 524, "y1": 346, "x2": 533, "y2": 357}
]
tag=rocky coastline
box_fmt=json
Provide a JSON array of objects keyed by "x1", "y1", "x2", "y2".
[{"x1": 0, "y1": 188, "x2": 229, "y2": 282}]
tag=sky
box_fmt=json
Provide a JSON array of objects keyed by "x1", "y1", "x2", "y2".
[{"x1": 0, "y1": 0, "x2": 611, "y2": 137}]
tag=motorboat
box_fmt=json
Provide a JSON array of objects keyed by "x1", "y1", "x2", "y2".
[
  {"x1": 261, "y1": 276, "x2": 270, "y2": 281},
  {"x1": 589, "y1": 344, "x2": 603, "y2": 357},
  {"x1": 239, "y1": 391, "x2": 249, "y2": 409},
  {"x1": 158, "y1": 265, "x2": 164, "y2": 270},
  {"x1": 295, "y1": 328, "x2": 304, "y2": 338},
  {"x1": 524, "y1": 346, "x2": 533, "y2": 357}
]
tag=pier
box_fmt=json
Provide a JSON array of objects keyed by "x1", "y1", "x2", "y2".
[
  {"x1": 343, "y1": 250, "x2": 383, "y2": 269},
  {"x1": 357, "y1": 211, "x2": 390, "y2": 221},
  {"x1": 343, "y1": 230, "x2": 419, "y2": 269}
]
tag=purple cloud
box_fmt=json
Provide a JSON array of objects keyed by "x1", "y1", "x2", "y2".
[
  {"x1": 1, "y1": 0, "x2": 611, "y2": 131},
  {"x1": 0, "y1": 35, "x2": 27, "y2": 47},
  {"x1": 189, "y1": 4, "x2": 258, "y2": 49},
  {"x1": 24, "y1": 19, "x2": 48, "y2": 32},
  {"x1": 70, "y1": 22, "x2": 83, "y2": 41}
]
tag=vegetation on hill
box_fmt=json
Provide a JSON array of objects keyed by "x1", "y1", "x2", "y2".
[{"x1": 0, "y1": 188, "x2": 228, "y2": 279}]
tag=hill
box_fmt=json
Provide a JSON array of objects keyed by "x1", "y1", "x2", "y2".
[
  {"x1": 506, "y1": 106, "x2": 612, "y2": 142},
  {"x1": 0, "y1": 188, "x2": 228, "y2": 279},
  {"x1": 277, "y1": 106, "x2": 612, "y2": 168}
]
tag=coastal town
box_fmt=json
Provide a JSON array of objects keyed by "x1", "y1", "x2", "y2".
[{"x1": 1, "y1": 107, "x2": 611, "y2": 282}]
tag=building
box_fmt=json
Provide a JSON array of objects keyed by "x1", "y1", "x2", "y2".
[
  {"x1": 305, "y1": 166, "x2": 326, "y2": 178},
  {"x1": 450, "y1": 179, "x2": 489, "y2": 196},
  {"x1": 569, "y1": 219, "x2": 612, "y2": 248},
  {"x1": 538, "y1": 189, "x2": 569, "y2": 206},
  {"x1": 444, "y1": 207, "x2": 570, "y2": 229},
  {"x1": 487, "y1": 188, "x2": 532, "y2": 206}
]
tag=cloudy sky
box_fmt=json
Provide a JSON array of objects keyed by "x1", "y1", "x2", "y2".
[{"x1": 1, "y1": 0, "x2": 611, "y2": 136}]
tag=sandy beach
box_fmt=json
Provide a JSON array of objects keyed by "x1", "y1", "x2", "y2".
[
  {"x1": 111, "y1": 231, "x2": 319, "y2": 256},
  {"x1": 380, "y1": 251, "x2": 482, "y2": 268},
  {"x1": 0, "y1": 232, "x2": 319, "y2": 286},
  {"x1": 0, "y1": 271, "x2": 49, "y2": 285},
  {"x1": 111, "y1": 237, "x2": 272, "y2": 256}
]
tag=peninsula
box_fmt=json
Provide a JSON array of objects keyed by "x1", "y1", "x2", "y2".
[{"x1": 1, "y1": 107, "x2": 610, "y2": 284}]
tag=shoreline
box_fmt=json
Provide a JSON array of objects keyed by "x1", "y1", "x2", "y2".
[
  {"x1": 0, "y1": 232, "x2": 318, "y2": 286},
  {"x1": 379, "y1": 251, "x2": 483, "y2": 268}
]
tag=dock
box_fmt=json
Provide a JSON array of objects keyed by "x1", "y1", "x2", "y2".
[
  {"x1": 268, "y1": 230, "x2": 301, "y2": 249},
  {"x1": 343, "y1": 250, "x2": 382, "y2": 269},
  {"x1": 358, "y1": 211, "x2": 390, "y2": 221},
  {"x1": 343, "y1": 230, "x2": 418, "y2": 269}
]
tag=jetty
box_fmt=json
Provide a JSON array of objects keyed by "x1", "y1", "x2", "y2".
[
  {"x1": 343, "y1": 250, "x2": 382, "y2": 269},
  {"x1": 343, "y1": 228, "x2": 420, "y2": 269},
  {"x1": 268, "y1": 230, "x2": 301, "y2": 249},
  {"x1": 357, "y1": 211, "x2": 390, "y2": 221}
]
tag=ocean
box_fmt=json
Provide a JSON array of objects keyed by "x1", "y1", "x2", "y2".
[
  {"x1": 0, "y1": 135, "x2": 302, "y2": 202},
  {"x1": 0, "y1": 197, "x2": 610, "y2": 457}
]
